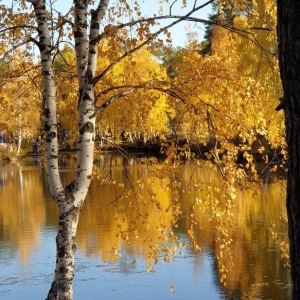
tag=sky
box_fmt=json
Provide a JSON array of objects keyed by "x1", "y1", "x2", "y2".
[
  {"x1": 135, "y1": 0, "x2": 212, "y2": 46},
  {"x1": 1, "y1": 0, "x2": 212, "y2": 47},
  {"x1": 141, "y1": 0, "x2": 212, "y2": 46}
]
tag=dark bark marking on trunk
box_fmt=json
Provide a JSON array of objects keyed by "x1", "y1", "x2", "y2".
[
  {"x1": 74, "y1": 30, "x2": 84, "y2": 38},
  {"x1": 82, "y1": 92, "x2": 92, "y2": 101},
  {"x1": 44, "y1": 107, "x2": 51, "y2": 118},
  {"x1": 44, "y1": 122, "x2": 51, "y2": 131},
  {"x1": 91, "y1": 22, "x2": 99, "y2": 30},
  {"x1": 79, "y1": 121, "x2": 94, "y2": 135},
  {"x1": 46, "y1": 132, "x2": 56, "y2": 143},
  {"x1": 39, "y1": 44, "x2": 46, "y2": 52},
  {"x1": 47, "y1": 281, "x2": 58, "y2": 299},
  {"x1": 43, "y1": 70, "x2": 51, "y2": 76},
  {"x1": 65, "y1": 182, "x2": 79, "y2": 197},
  {"x1": 85, "y1": 70, "x2": 93, "y2": 83}
]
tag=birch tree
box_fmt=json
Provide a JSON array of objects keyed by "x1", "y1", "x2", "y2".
[
  {"x1": 33, "y1": 1, "x2": 105, "y2": 298},
  {"x1": 0, "y1": 0, "x2": 214, "y2": 299}
]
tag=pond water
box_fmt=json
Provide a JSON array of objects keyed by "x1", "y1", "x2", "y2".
[{"x1": 0, "y1": 154, "x2": 292, "y2": 299}]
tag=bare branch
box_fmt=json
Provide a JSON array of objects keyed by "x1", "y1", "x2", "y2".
[
  {"x1": 170, "y1": 0, "x2": 179, "y2": 15},
  {"x1": 193, "y1": 0, "x2": 198, "y2": 10},
  {"x1": 97, "y1": 89, "x2": 134, "y2": 114},
  {"x1": 110, "y1": 0, "x2": 214, "y2": 31},
  {"x1": 95, "y1": 81, "x2": 219, "y2": 119},
  {"x1": 0, "y1": 25, "x2": 37, "y2": 34},
  {"x1": 0, "y1": 36, "x2": 40, "y2": 64}
]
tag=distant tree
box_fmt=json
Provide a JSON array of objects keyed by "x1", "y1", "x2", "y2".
[
  {"x1": 154, "y1": 47, "x2": 184, "y2": 78},
  {"x1": 0, "y1": 51, "x2": 41, "y2": 153},
  {"x1": 200, "y1": 13, "x2": 217, "y2": 55},
  {"x1": 200, "y1": 2, "x2": 234, "y2": 56}
]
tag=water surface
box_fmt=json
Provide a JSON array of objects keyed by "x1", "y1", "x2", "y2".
[{"x1": 0, "y1": 155, "x2": 292, "y2": 299}]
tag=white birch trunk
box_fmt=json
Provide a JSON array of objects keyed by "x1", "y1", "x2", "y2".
[{"x1": 31, "y1": 0, "x2": 110, "y2": 299}]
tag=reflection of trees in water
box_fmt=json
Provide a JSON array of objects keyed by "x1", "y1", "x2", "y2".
[
  {"x1": 178, "y1": 162, "x2": 291, "y2": 299},
  {"x1": 0, "y1": 171, "x2": 8, "y2": 189},
  {"x1": 117, "y1": 246, "x2": 138, "y2": 275},
  {"x1": 75, "y1": 155, "x2": 291, "y2": 298},
  {"x1": 0, "y1": 156, "x2": 292, "y2": 298},
  {"x1": 0, "y1": 165, "x2": 46, "y2": 268},
  {"x1": 0, "y1": 168, "x2": 17, "y2": 258},
  {"x1": 76, "y1": 165, "x2": 174, "y2": 270}
]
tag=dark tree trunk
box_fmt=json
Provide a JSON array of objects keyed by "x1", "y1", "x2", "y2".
[{"x1": 277, "y1": 1, "x2": 300, "y2": 298}]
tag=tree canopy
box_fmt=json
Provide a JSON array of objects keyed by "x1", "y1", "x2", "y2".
[{"x1": 0, "y1": 0, "x2": 289, "y2": 299}]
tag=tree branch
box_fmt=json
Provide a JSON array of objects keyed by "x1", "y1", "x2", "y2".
[
  {"x1": 95, "y1": 81, "x2": 219, "y2": 119},
  {"x1": 0, "y1": 25, "x2": 37, "y2": 34},
  {"x1": 93, "y1": 1, "x2": 214, "y2": 85},
  {"x1": 170, "y1": 0, "x2": 179, "y2": 15}
]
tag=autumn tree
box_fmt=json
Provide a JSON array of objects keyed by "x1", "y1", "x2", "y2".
[
  {"x1": 95, "y1": 46, "x2": 172, "y2": 139},
  {"x1": 0, "y1": 0, "x2": 214, "y2": 299},
  {"x1": 1, "y1": 0, "x2": 293, "y2": 298},
  {"x1": 154, "y1": 46, "x2": 184, "y2": 79},
  {"x1": 0, "y1": 50, "x2": 41, "y2": 153},
  {"x1": 53, "y1": 46, "x2": 79, "y2": 144},
  {"x1": 157, "y1": 0, "x2": 284, "y2": 286},
  {"x1": 200, "y1": 1, "x2": 233, "y2": 55}
]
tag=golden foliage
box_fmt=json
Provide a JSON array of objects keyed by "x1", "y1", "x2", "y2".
[
  {"x1": 0, "y1": 50, "x2": 41, "y2": 149},
  {"x1": 0, "y1": 0, "x2": 288, "y2": 292}
]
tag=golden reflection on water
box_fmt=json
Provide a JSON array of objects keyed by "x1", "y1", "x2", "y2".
[
  {"x1": 0, "y1": 166, "x2": 46, "y2": 269},
  {"x1": 0, "y1": 157, "x2": 292, "y2": 299},
  {"x1": 76, "y1": 158, "x2": 291, "y2": 298},
  {"x1": 77, "y1": 163, "x2": 173, "y2": 269},
  {"x1": 178, "y1": 162, "x2": 290, "y2": 299}
]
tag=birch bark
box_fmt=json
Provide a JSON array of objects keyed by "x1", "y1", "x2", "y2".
[{"x1": 31, "y1": 0, "x2": 109, "y2": 299}]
